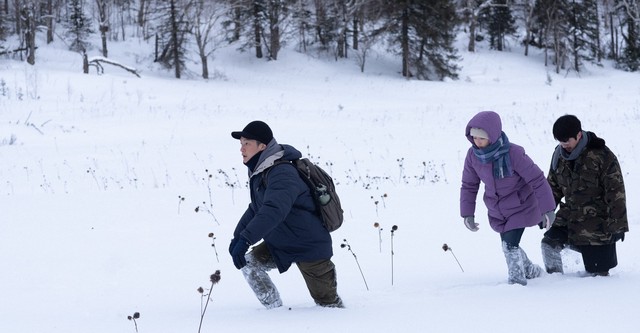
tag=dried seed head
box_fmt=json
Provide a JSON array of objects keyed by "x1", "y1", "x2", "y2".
[
  {"x1": 373, "y1": 222, "x2": 380, "y2": 228},
  {"x1": 127, "y1": 316, "x2": 132, "y2": 320},
  {"x1": 442, "y1": 243, "x2": 450, "y2": 252},
  {"x1": 195, "y1": 206, "x2": 200, "y2": 213},
  {"x1": 197, "y1": 287, "x2": 204, "y2": 294},
  {"x1": 208, "y1": 232, "x2": 214, "y2": 238},
  {"x1": 133, "y1": 312, "x2": 140, "y2": 319},
  {"x1": 340, "y1": 243, "x2": 346, "y2": 248},
  {"x1": 391, "y1": 225, "x2": 398, "y2": 231},
  {"x1": 210, "y1": 270, "x2": 221, "y2": 284}
]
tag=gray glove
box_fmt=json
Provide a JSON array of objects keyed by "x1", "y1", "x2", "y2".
[
  {"x1": 541, "y1": 210, "x2": 556, "y2": 230},
  {"x1": 463, "y1": 216, "x2": 479, "y2": 232}
]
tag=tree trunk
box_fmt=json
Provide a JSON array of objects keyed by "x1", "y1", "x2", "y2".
[
  {"x1": 170, "y1": 0, "x2": 181, "y2": 78},
  {"x1": 120, "y1": 9, "x2": 126, "y2": 41},
  {"x1": 14, "y1": 0, "x2": 21, "y2": 36},
  {"x1": 523, "y1": 1, "x2": 534, "y2": 57},
  {"x1": 100, "y1": 27, "x2": 108, "y2": 57},
  {"x1": 201, "y1": 56, "x2": 209, "y2": 79},
  {"x1": 253, "y1": 2, "x2": 263, "y2": 59},
  {"x1": 269, "y1": 3, "x2": 280, "y2": 60},
  {"x1": 610, "y1": 12, "x2": 616, "y2": 60},
  {"x1": 524, "y1": 28, "x2": 531, "y2": 56},
  {"x1": 401, "y1": 7, "x2": 410, "y2": 78},
  {"x1": 97, "y1": 0, "x2": 109, "y2": 57},
  {"x1": 232, "y1": 7, "x2": 242, "y2": 42},
  {"x1": 154, "y1": 33, "x2": 159, "y2": 61},
  {"x1": 468, "y1": 15, "x2": 476, "y2": 52},
  {"x1": 270, "y1": 25, "x2": 279, "y2": 60},
  {"x1": 23, "y1": 4, "x2": 36, "y2": 65},
  {"x1": 594, "y1": 2, "x2": 601, "y2": 62},
  {"x1": 46, "y1": 0, "x2": 53, "y2": 43},
  {"x1": 352, "y1": 17, "x2": 359, "y2": 50},
  {"x1": 83, "y1": 52, "x2": 89, "y2": 73},
  {"x1": 138, "y1": 0, "x2": 146, "y2": 27}
]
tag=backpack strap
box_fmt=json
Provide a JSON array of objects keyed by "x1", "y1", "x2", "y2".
[{"x1": 260, "y1": 159, "x2": 292, "y2": 189}]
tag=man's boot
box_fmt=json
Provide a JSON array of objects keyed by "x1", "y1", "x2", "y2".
[
  {"x1": 502, "y1": 242, "x2": 527, "y2": 286},
  {"x1": 541, "y1": 237, "x2": 564, "y2": 274},
  {"x1": 241, "y1": 254, "x2": 283, "y2": 309}
]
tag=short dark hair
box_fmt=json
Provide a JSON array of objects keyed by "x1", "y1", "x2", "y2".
[{"x1": 553, "y1": 115, "x2": 582, "y2": 142}]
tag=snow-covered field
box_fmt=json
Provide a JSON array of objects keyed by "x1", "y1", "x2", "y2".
[{"x1": 1, "y1": 36, "x2": 639, "y2": 333}]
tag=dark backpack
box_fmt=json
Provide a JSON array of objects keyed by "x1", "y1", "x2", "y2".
[{"x1": 263, "y1": 158, "x2": 344, "y2": 232}]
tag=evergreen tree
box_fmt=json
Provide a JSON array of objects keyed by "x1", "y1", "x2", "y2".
[
  {"x1": 309, "y1": 0, "x2": 359, "y2": 59},
  {"x1": 291, "y1": 0, "x2": 313, "y2": 52},
  {"x1": 559, "y1": 0, "x2": 600, "y2": 72},
  {"x1": 532, "y1": 0, "x2": 571, "y2": 73},
  {"x1": 482, "y1": 0, "x2": 517, "y2": 51},
  {"x1": 64, "y1": 0, "x2": 93, "y2": 52},
  {"x1": 381, "y1": 0, "x2": 460, "y2": 80},
  {"x1": 456, "y1": 0, "x2": 494, "y2": 53},
  {"x1": 0, "y1": 9, "x2": 7, "y2": 51},
  {"x1": 220, "y1": 0, "x2": 294, "y2": 60},
  {"x1": 421, "y1": 0, "x2": 461, "y2": 79},
  {"x1": 617, "y1": 0, "x2": 640, "y2": 71},
  {"x1": 22, "y1": 0, "x2": 37, "y2": 65},
  {"x1": 153, "y1": 0, "x2": 190, "y2": 78}
]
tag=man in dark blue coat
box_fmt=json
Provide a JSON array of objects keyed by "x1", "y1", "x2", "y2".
[{"x1": 229, "y1": 120, "x2": 343, "y2": 309}]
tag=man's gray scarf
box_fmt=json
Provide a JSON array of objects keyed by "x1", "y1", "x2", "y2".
[{"x1": 249, "y1": 138, "x2": 284, "y2": 178}]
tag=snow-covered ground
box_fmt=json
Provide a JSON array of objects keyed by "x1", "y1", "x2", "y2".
[{"x1": 1, "y1": 35, "x2": 639, "y2": 333}]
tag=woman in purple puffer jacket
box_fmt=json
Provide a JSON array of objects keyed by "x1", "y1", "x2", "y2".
[{"x1": 460, "y1": 111, "x2": 556, "y2": 285}]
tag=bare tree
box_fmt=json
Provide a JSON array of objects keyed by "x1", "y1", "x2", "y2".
[
  {"x1": 96, "y1": 0, "x2": 109, "y2": 57},
  {"x1": 456, "y1": 0, "x2": 493, "y2": 52},
  {"x1": 353, "y1": 0, "x2": 384, "y2": 71},
  {"x1": 138, "y1": 0, "x2": 146, "y2": 26},
  {"x1": 44, "y1": 0, "x2": 54, "y2": 43},
  {"x1": 219, "y1": 0, "x2": 294, "y2": 60},
  {"x1": 252, "y1": 0, "x2": 263, "y2": 58},
  {"x1": 154, "y1": 0, "x2": 192, "y2": 78},
  {"x1": 190, "y1": 0, "x2": 225, "y2": 79},
  {"x1": 514, "y1": 0, "x2": 537, "y2": 56},
  {"x1": 22, "y1": 0, "x2": 36, "y2": 64}
]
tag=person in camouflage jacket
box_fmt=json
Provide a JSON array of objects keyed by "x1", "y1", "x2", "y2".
[{"x1": 542, "y1": 115, "x2": 628, "y2": 276}]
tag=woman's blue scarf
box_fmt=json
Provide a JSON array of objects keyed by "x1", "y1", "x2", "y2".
[{"x1": 473, "y1": 131, "x2": 513, "y2": 179}]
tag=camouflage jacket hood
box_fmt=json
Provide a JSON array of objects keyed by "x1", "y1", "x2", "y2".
[{"x1": 547, "y1": 131, "x2": 628, "y2": 245}]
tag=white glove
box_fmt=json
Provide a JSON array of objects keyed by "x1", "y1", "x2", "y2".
[
  {"x1": 463, "y1": 216, "x2": 479, "y2": 232},
  {"x1": 541, "y1": 211, "x2": 556, "y2": 230}
]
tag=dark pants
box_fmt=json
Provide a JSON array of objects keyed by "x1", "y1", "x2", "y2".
[
  {"x1": 297, "y1": 260, "x2": 340, "y2": 305},
  {"x1": 246, "y1": 242, "x2": 341, "y2": 307},
  {"x1": 542, "y1": 226, "x2": 618, "y2": 273}
]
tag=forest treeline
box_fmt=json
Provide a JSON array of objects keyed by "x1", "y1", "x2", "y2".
[{"x1": 0, "y1": 0, "x2": 638, "y2": 80}]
